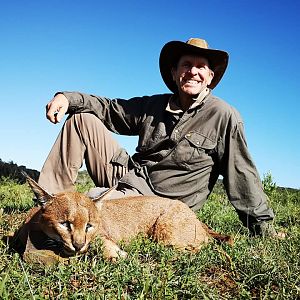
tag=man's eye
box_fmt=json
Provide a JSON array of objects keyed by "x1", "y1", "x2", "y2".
[
  {"x1": 61, "y1": 221, "x2": 71, "y2": 231},
  {"x1": 86, "y1": 223, "x2": 93, "y2": 232}
]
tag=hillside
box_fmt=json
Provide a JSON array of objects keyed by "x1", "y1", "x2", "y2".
[{"x1": 0, "y1": 159, "x2": 39, "y2": 183}]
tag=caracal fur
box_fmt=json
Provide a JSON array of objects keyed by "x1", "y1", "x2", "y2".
[{"x1": 11, "y1": 173, "x2": 231, "y2": 264}]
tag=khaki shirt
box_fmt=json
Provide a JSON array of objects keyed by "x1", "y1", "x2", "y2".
[{"x1": 64, "y1": 90, "x2": 274, "y2": 228}]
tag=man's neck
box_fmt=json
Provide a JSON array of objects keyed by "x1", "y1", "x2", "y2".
[{"x1": 178, "y1": 88, "x2": 209, "y2": 111}]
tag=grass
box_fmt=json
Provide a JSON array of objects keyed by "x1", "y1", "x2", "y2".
[{"x1": 0, "y1": 174, "x2": 299, "y2": 299}]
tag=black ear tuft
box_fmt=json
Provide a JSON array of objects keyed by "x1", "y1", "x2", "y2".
[{"x1": 21, "y1": 171, "x2": 54, "y2": 206}]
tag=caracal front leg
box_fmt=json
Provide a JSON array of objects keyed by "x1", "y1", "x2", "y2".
[{"x1": 100, "y1": 235, "x2": 127, "y2": 261}]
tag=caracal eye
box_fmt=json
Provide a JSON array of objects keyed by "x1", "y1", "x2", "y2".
[
  {"x1": 60, "y1": 221, "x2": 71, "y2": 231},
  {"x1": 86, "y1": 223, "x2": 93, "y2": 232}
]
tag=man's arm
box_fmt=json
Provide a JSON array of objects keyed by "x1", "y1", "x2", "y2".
[
  {"x1": 219, "y1": 110, "x2": 277, "y2": 236},
  {"x1": 45, "y1": 91, "x2": 146, "y2": 135}
]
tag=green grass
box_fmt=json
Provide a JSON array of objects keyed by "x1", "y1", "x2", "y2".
[{"x1": 0, "y1": 175, "x2": 299, "y2": 299}]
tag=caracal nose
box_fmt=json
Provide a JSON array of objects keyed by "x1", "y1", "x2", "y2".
[{"x1": 73, "y1": 241, "x2": 85, "y2": 252}]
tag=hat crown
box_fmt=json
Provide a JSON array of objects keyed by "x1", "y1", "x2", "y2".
[{"x1": 186, "y1": 38, "x2": 209, "y2": 49}]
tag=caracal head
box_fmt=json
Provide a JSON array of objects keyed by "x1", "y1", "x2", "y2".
[{"x1": 22, "y1": 172, "x2": 105, "y2": 256}]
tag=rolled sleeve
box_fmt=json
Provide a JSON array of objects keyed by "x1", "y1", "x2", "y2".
[{"x1": 60, "y1": 91, "x2": 144, "y2": 135}]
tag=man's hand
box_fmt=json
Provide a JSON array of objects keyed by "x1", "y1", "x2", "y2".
[
  {"x1": 251, "y1": 221, "x2": 286, "y2": 239},
  {"x1": 46, "y1": 93, "x2": 69, "y2": 124}
]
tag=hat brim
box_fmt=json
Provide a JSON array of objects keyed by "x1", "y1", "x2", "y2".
[{"x1": 159, "y1": 41, "x2": 229, "y2": 92}]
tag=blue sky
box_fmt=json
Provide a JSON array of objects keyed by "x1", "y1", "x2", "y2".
[{"x1": 1, "y1": 0, "x2": 299, "y2": 188}]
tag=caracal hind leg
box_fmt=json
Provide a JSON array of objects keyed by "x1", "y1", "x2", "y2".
[{"x1": 152, "y1": 202, "x2": 210, "y2": 251}]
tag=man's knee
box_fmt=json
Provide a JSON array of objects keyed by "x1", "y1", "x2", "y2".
[{"x1": 67, "y1": 113, "x2": 105, "y2": 130}]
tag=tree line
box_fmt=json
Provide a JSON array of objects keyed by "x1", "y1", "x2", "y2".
[{"x1": 0, "y1": 159, "x2": 39, "y2": 183}]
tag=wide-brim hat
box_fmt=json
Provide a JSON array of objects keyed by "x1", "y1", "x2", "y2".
[{"x1": 159, "y1": 38, "x2": 229, "y2": 92}]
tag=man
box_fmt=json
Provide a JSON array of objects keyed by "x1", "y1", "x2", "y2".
[{"x1": 39, "y1": 38, "x2": 278, "y2": 237}]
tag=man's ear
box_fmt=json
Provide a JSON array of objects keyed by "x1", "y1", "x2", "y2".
[{"x1": 207, "y1": 70, "x2": 214, "y2": 85}]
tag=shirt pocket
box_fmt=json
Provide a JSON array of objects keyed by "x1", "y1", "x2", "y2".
[{"x1": 172, "y1": 132, "x2": 217, "y2": 170}]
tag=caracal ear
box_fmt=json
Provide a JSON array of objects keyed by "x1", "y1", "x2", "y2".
[
  {"x1": 92, "y1": 186, "x2": 117, "y2": 204},
  {"x1": 21, "y1": 171, "x2": 54, "y2": 206}
]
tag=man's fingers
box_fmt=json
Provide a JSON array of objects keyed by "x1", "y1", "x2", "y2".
[
  {"x1": 55, "y1": 108, "x2": 67, "y2": 123},
  {"x1": 45, "y1": 94, "x2": 69, "y2": 124},
  {"x1": 46, "y1": 104, "x2": 59, "y2": 123},
  {"x1": 275, "y1": 231, "x2": 286, "y2": 239}
]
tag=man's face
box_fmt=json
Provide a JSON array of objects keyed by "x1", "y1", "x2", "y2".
[{"x1": 171, "y1": 54, "x2": 214, "y2": 97}]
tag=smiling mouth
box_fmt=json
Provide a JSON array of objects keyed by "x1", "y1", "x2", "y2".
[{"x1": 184, "y1": 79, "x2": 200, "y2": 85}]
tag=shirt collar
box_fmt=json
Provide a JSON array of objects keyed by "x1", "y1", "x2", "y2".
[{"x1": 166, "y1": 88, "x2": 210, "y2": 114}]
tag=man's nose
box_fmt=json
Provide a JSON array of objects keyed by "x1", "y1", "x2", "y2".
[{"x1": 189, "y1": 66, "x2": 198, "y2": 75}]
